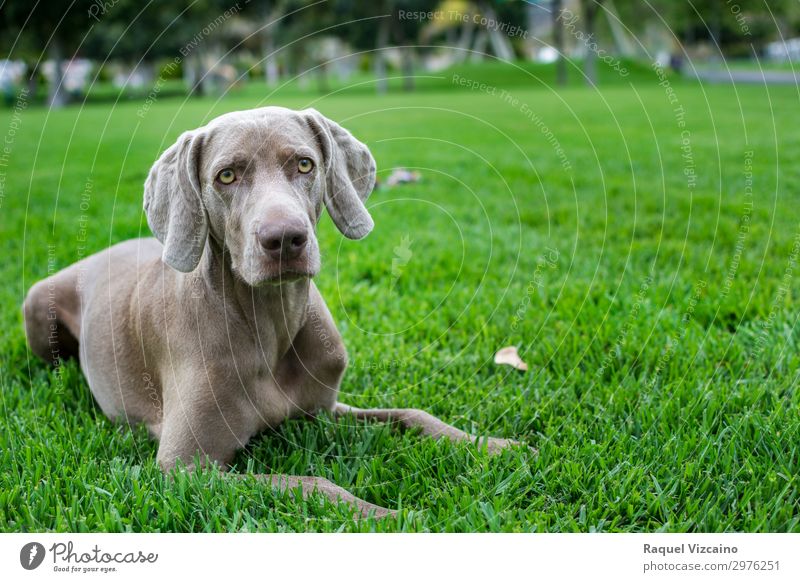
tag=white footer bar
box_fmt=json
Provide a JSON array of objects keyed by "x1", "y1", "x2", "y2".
[{"x1": 2, "y1": 533, "x2": 798, "y2": 581}]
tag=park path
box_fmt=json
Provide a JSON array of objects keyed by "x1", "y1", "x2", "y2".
[{"x1": 687, "y1": 68, "x2": 798, "y2": 85}]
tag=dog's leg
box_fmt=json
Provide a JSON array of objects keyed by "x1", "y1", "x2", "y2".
[
  {"x1": 160, "y1": 446, "x2": 395, "y2": 518},
  {"x1": 333, "y1": 403, "x2": 532, "y2": 455},
  {"x1": 157, "y1": 403, "x2": 395, "y2": 519},
  {"x1": 23, "y1": 272, "x2": 82, "y2": 365},
  {"x1": 244, "y1": 474, "x2": 395, "y2": 519}
]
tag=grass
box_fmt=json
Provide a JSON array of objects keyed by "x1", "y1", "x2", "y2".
[
  {"x1": 1, "y1": 61, "x2": 799, "y2": 532},
  {"x1": 13, "y1": 58, "x2": 661, "y2": 106}
]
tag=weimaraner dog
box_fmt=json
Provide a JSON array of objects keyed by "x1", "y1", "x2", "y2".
[{"x1": 23, "y1": 106, "x2": 525, "y2": 518}]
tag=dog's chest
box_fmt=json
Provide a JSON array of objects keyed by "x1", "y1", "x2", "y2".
[{"x1": 230, "y1": 302, "x2": 312, "y2": 424}]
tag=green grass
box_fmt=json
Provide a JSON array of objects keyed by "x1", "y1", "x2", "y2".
[
  {"x1": 1, "y1": 62, "x2": 799, "y2": 532},
  {"x1": 7, "y1": 58, "x2": 662, "y2": 107}
]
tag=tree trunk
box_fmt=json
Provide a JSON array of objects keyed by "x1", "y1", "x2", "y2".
[
  {"x1": 187, "y1": 53, "x2": 207, "y2": 97},
  {"x1": 374, "y1": 17, "x2": 390, "y2": 94},
  {"x1": 26, "y1": 62, "x2": 39, "y2": 99},
  {"x1": 316, "y1": 61, "x2": 329, "y2": 93},
  {"x1": 471, "y1": 30, "x2": 488, "y2": 62},
  {"x1": 262, "y1": 2, "x2": 284, "y2": 87},
  {"x1": 604, "y1": 0, "x2": 637, "y2": 57},
  {"x1": 263, "y1": 29, "x2": 279, "y2": 86},
  {"x1": 553, "y1": 0, "x2": 567, "y2": 86},
  {"x1": 455, "y1": 18, "x2": 475, "y2": 63},
  {"x1": 401, "y1": 48, "x2": 414, "y2": 91},
  {"x1": 47, "y1": 36, "x2": 67, "y2": 108},
  {"x1": 583, "y1": 0, "x2": 602, "y2": 87},
  {"x1": 523, "y1": 0, "x2": 538, "y2": 60},
  {"x1": 711, "y1": 1, "x2": 722, "y2": 55},
  {"x1": 481, "y1": 4, "x2": 514, "y2": 61}
]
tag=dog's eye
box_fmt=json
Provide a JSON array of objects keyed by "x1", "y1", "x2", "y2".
[
  {"x1": 297, "y1": 158, "x2": 314, "y2": 174},
  {"x1": 217, "y1": 168, "x2": 236, "y2": 184}
]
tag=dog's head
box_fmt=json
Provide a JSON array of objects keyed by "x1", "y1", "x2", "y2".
[{"x1": 143, "y1": 107, "x2": 375, "y2": 285}]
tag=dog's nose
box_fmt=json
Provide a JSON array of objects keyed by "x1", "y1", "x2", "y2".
[{"x1": 257, "y1": 220, "x2": 308, "y2": 261}]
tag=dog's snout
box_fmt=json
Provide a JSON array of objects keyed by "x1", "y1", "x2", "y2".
[{"x1": 257, "y1": 219, "x2": 308, "y2": 260}]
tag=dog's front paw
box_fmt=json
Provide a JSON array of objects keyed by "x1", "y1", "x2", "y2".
[
  {"x1": 356, "y1": 503, "x2": 398, "y2": 520},
  {"x1": 481, "y1": 436, "x2": 537, "y2": 456}
]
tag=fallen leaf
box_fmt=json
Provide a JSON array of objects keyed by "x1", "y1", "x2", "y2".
[{"x1": 494, "y1": 346, "x2": 528, "y2": 372}]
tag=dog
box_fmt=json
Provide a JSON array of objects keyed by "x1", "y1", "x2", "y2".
[{"x1": 23, "y1": 106, "x2": 527, "y2": 518}]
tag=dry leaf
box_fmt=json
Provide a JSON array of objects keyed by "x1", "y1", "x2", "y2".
[{"x1": 494, "y1": 346, "x2": 528, "y2": 372}]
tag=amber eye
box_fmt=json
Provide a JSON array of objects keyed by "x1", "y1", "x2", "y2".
[
  {"x1": 217, "y1": 168, "x2": 236, "y2": 184},
  {"x1": 298, "y1": 158, "x2": 314, "y2": 174}
]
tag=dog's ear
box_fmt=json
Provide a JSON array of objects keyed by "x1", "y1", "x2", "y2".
[
  {"x1": 302, "y1": 109, "x2": 376, "y2": 239},
  {"x1": 144, "y1": 130, "x2": 208, "y2": 272}
]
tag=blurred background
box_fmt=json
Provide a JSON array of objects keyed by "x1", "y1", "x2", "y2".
[{"x1": 1, "y1": 0, "x2": 799, "y2": 108}]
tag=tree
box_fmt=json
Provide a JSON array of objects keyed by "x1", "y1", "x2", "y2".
[
  {"x1": 1, "y1": 0, "x2": 97, "y2": 106},
  {"x1": 581, "y1": 0, "x2": 605, "y2": 86},
  {"x1": 336, "y1": 0, "x2": 428, "y2": 94},
  {"x1": 246, "y1": 0, "x2": 290, "y2": 87},
  {"x1": 613, "y1": 0, "x2": 796, "y2": 58},
  {"x1": 393, "y1": 0, "x2": 430, "y2": 91},
  {"x1": 552, "y1": 0, "x2": 567, "y2": 86}
]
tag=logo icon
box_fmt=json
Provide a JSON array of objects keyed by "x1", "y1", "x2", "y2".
[
  {"x1": 20, "y1": 542, "x2": 46, "y2": 570},
  {"x1": 390, "y1": 234, "x2": 413, "y2": 291}
]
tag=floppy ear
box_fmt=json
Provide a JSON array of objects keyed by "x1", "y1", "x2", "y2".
[
  {"x1": 302, "y1": 109, "x2": 376, "y2": 239},
  {"x1": 143, "y1": 130, "x2": 208, "y2": 272}
]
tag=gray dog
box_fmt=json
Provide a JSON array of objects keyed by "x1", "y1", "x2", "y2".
[{"x1": 23, "y1": 107, "x2": 525, "y2": 517}]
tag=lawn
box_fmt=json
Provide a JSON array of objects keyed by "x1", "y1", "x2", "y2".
[{"x1": 1, "y1": 63, "x2": 799, "y2": 532}]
